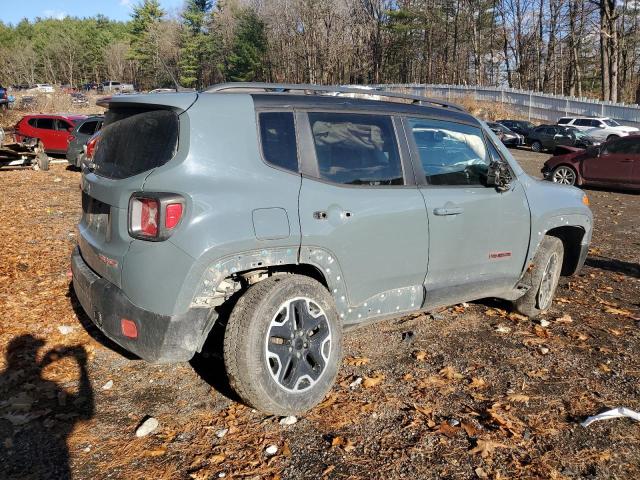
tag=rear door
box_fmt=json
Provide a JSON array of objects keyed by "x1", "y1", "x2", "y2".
[
  {"x1": 582, "y1": 137, "x2": 636, "y2": 184},
  {"x1": 298, "y1": 111, "x2": 429, "y2": 318},
  {"x1": 403, "y1": 116, "x2": 530, "y2": 307},
  {"x1": 33, "y1": 117, "x2": 56, "y2": 150}
]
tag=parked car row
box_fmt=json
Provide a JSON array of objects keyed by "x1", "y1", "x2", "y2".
[
  {"x1": 490, "y1": 116, "x2": 639, "y2": 155},
  {"x1": 13, "y1": 113, "x2": 103, "y2": 166}
]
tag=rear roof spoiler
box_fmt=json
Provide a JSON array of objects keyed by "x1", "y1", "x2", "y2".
[
  {"x1": 96, "y1": 92, "x2": 199, "y2": 112},
  {"x1": 204, "y1": 82, "x2": 465, "y2": 112}
]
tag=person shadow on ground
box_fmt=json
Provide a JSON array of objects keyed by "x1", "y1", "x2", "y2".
[{"x1": 0, "y1": 334, "x2": 94, "y2": 480}]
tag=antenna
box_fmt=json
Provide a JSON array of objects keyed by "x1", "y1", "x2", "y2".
[{"x1": 156, "y1": 50, "x2": 182, "y2": 92}]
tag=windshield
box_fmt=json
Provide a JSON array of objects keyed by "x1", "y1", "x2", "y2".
[{"x1": 603, "y1": 119, "x2": 620, "y2": 127}]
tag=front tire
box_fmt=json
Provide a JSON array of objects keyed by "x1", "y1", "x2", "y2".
[
  {"x1": 606, "y1": 134, "x2": 619, "y2": 142},
  {"x1": 513, "y1": 236, "x2": 564, "y2": 318},
  {"x1": 531, "y1": 140, "x2": 543, "y2": 153},
  {"x1": 551, "y1": 165, "x2": 577, "y2": 185},
  {"x1": 223, "y1": 275, "x2": 342, "y2": 415}
]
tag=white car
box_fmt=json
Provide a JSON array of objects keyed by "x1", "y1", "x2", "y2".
[
  {"x1": 557, "y1": 116, "x2": 639, "y2": 142},
  {"x1": 28, "y1": 83, "x2": 54, "y2": 93}
]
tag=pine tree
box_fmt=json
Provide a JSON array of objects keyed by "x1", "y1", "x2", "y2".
[
  {"x1": 225, "y1": 9, "x2": 267, "y2": 82},
  {"x1": 179, "y1": 0, "x2": 213, "y2": 88},
  {"x1": 129, "y1": 0, "x2": 165, "y2": 90}
]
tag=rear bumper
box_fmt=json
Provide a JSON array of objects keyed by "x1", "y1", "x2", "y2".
[{"x1": 71, "y1": 246, "x2": 212, "y2": 363}]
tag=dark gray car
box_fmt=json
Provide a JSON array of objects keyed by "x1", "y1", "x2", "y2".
[
  {"x1": 66, "y1": 116, "x2": 103, "y2": 167},
  {"x1": 71, "y1": 83, "x2": 592, "y2": 415}
]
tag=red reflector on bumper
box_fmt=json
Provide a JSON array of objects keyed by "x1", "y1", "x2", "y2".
[{"x1": 121, "y1": 318, "x2": 138, "y2": 338}]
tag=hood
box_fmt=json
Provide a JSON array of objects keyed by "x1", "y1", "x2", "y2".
[{"x1": 545, "y1": 149, "x2": 586, "y2": 168}]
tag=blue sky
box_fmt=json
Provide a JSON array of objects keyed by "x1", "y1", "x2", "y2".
[{"x1": 3, "y1": 0, "x2": 186, "y2": 25}]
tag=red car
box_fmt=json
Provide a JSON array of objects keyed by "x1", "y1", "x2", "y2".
[
  {"x1": 14, "y1": 114, "x2": 88, "y2": 154},
  {"x1": 542, "y1": 135, "x2": 640, "y2": 190}
]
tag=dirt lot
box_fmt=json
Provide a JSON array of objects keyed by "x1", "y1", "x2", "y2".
[{"x1": 1, "y1": 149, "x2": 639, "y2": 480}]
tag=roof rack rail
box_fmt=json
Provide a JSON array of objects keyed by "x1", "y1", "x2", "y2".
[{"x1": 204, "y1": 82, "x2": 465, "y2": 112}]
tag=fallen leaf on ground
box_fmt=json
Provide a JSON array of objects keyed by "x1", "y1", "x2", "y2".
[
  {"x1": 469, "y1": 377, "x2": 487, "y2": 389},
  {"x1": 344, "y1": 356, "x2": 370, "y2": 366},
  {"x1": 362, "y1": 374, "x2": 384, "y2": 388},
  {"x1": 507, "y1": 394, "x2": 530, "y2": 405},
  {"x1": 555, "y1": 314, "x2": 573, "y2": 323},
  {"x1": 322, "y1": 465, "x2": 335, "y2": 476},
  {"x1": 475, "y1": 466, "x2": 489, "y2": 479},
  {"x1": 436, "y1": 421, "x2": 459, "y2": 438},
  {"x1": 413, "y1": 350, "x2": 428, "y2": 361},
  {"x1": 440, "y1": 366, "x2": 464, "y2": 380},
  {"x1": 461, "y1": 421, "x2": 479, "y2": 437},
  {"x1": 469, "y1": 439, "x2": 507, "y2": 458}
]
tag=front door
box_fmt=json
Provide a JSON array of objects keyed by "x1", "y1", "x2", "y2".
[
  {"x1": 298, "y1": 111, "x2": 429, "y2": 317},
  {"x1": 404, "y1": 116, "x2": 531, "y2": 307},
  {"x1": 583, "y1": 137, "x2": 636, "y2": 184}
]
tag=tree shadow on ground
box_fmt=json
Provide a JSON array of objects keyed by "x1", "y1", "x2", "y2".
[
  {"x1": 0, "y1": 335, "x2": 94, "y2": 480},
  {"x1": 585, "y1": 256, "x2": 640, "y2": 279}
]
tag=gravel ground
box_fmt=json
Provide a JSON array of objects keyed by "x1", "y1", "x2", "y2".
[{"x1": 0, "y1": 148, "x2": 638, "y2": 480}]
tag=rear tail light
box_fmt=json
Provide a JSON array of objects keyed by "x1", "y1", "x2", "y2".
[
  {"x1": 85, "y1": 134, "x2": 100, "y2": 160},
  {"x1": 129, "y1": 193, "x2": 185, "y2": 241}
]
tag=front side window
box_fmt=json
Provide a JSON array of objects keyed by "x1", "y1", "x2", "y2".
[
  {"x1": 408, "y1": 117, "x2": 489, "y2": 186},
  {"x1": 308, "y1": 112, "x2": 403, "y2": 186},
  {"x1": 604, "y1": 139, "x2": 635, "y2": 155},
  {"x1": 56, "y1": 119, "x2": 72, "y2": 131},
  {"x1": 258, "y1": 112, "x2": 298, "y2": 173}
]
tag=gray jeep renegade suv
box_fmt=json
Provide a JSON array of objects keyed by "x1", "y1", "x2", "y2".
[{"x1": 71, "y1": 83, "x2": 592, "y2": 415}]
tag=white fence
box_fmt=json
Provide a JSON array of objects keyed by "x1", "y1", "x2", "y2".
[{"x1": 378, "y1": 84, "x2": 640, "y2": 128}]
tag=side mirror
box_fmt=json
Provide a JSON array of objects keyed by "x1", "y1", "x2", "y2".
[
  {"x1": 586, "y1": 146, "x2": 600, "y2": 157},
  {"x1": 486, "y1": 160, "x2": 512, "y2": 192}
]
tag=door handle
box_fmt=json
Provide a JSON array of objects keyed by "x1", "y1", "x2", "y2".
[
  {"x1": 433, "y1": 206, "x2": 464, "y2": 216},
  {"x1": 313, "y1": 211, "x2": 328, "y2": 220}
]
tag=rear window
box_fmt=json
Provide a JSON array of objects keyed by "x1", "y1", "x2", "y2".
[{"x1": 93, "y1": 109, "x2": 179, "y2": 179}]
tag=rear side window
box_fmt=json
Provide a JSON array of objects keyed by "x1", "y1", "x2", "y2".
[
  {"x1": 308, "y1": 112, "x2": 403, "y2": 186},
  {"x1": 78, "y1": 121, "x2": 98, "y2": 135},
  {"x1": 574, "y1": 119, "x2": 592, "y2": 127},
  {"x1": 36, "y1": 118, "x2": 54, "y2": 130},
  {"x1": 408, "y1": 117, "x2": 489, "y2": 186},
  {"x1": 258, "y1": 112, "x2": 298, "y2": 173},
  {"x1": 557, "y1": 118, "x2": 571, "y2": 125},
  {"x1": 93, "y1": 109, "x2": 179, "y2": 179}
]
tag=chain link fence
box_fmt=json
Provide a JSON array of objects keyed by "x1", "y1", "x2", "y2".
[{"x1": 378, "y1": 84, "x2": 640, "y2": 128}]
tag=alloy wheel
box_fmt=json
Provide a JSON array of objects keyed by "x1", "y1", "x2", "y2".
[
  {"x1": 552, "y1": 166, "x2": 576, "y2": 185},
  {"x1": 265, "y1": 297, "x2": 331, "y2": 393}
]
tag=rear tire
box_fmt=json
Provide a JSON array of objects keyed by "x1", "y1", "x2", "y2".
[
  {"x1": 513, "y1": 236, "x2": 564, "y2": 318},
  {"x1": 531, "y1": 141, "x2": 543, "y2": 153},
  {"x1": 223, "y1": 275, "x2": 342, "y2": 415},
  {"x1": 36, "y1": 141, "x2": 49, "y2": 171}
]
